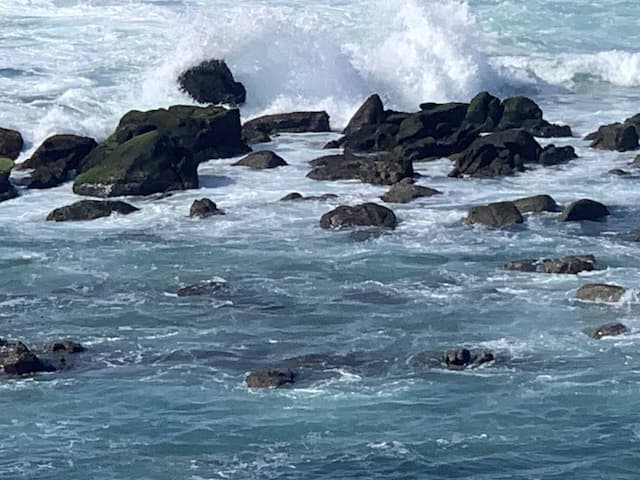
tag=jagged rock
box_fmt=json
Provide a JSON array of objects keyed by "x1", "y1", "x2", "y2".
[
  {"x1": 576, "y1": 283, "x2": 626, "y2": 303},
  {"x1": 505, "y1": 255, "x2": 595, "y2": 274},
  {"x1": 0, "y1": 127, "x2": 23, "y2": 160},
  {"x1": 449, "y1": 129, "x2": 541, "y2": 178},
  {"x1": 0, "y1": 157, "x2": 18, "y2": 203},
  {"x1": 512, "y1": 194, "x2": 560, "y2": 213},
  {"x1": 464, "y1": 91, "x2": 502, "y2": 132},
  {"x1": 46, "y1": 200, "x2": 139, "y2": 222},
  {"x1": 441, "y1": 349, "x2": 494, "y2": 370},
  {"x1": 584, "y1": 323, "x2": 629, "y2": 340},
  {"x1": 280, "y1": 192, "x2": 337, "y2": 201},
  {"x1": 495, "y1": 97, "x2": 572, "y2": 137},
  {"x1": 466, "y1": 201, "x2": 524, "y2": 228},
  {"x1": 307, "y1": 151, "x2": 413, "y2": 185},
  {"x1": 559, "y1": 199, "x2": 610, "y2": 222},
  {"x1": 178, "y1": 59, "x2": 246, "y2": 105},
  {"x1": 232, "y1": 151, "x2": 287, "y2": 169},
  {"x1": 242, "y1": 111, "x2": 330, "y2": 144},
  {"x1": 0, "y1": 340, "x2": 55, "y2": 375},
  {"x1": 538, "y1": 144, "x2": 577, "y2": 166},
  {"x1": 177, "y1": 280, "x2": 227, "y2": 297},
  {"x1": 245, "y1": 369, "x2": 295, "y2": 388},
  {"x1": 380, "y1": 182, "x2": 441, "y2": 203},
  {"x1": 586, "y1": 121, "x2": 639, "y2": 151},
  {"x1": 19, "y1": 134, "x2": 97, "y2": 188},
  {"x1": 320, "y1": 203, "x2": 397, "y2": 230},
  {"x1": 189, "y1": 198, "x2": 225, "y2": 218},
  {"x1": 343, "y1": 94, "x2": 385, "y2": 135}
]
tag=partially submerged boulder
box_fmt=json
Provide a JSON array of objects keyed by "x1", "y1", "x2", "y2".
[
  {"x1": 189, "y1": 198, "x2": 225, "y2": 218},
  {"x1": 45, "y1": 340, "x2": 85, "y2": 354},
  {"x1": 46, "y1": 200, "x2": 139, "y2": 222},
  {"x1": 232, "y1": 151, "x2": 287, "y2": 169},
  {"x1": 512, "y1": 194, "x2": 560, "y2": 213},
  {"x1": 494, "y1": 96, "x2": 572, "y2": 137},
  {"x1": 465, "y1": 201, "x2": 524, "y2": 228},
  {"x1": 505, "y1": 255, "x2": 595, "y2": 274},
  {"x1": 0, "y1": 340, "x2": 54, "y2": 375},
  {"x1": 280, "y1": 192, "x2": 337, "y2": 201},
  {"x1": 558, "y1": 199, "x2": 610, "y2": 222},
  {"x1": 584, "y1": 323, "x2": 629, "y2": 340},
  {"x1": 245, "y1": 368, "x2": 295, "y2": 388},
  {"x1": 0, "y1": 127, "x2": 23, "y2": 160},
  {"x1": 177, "y1": 280, "x2": 228, "y2": 297},
  {"x1": 307, "y1": 151, "x2": 413, "y2": 185},
  {"x1": 538, "y1": 144, "x2": 577, "y2": 166},
  {"x1": 178, "y1": 59, "x2": 246, "y2": 105},
  {"x1": 576, "y1": 283, "x2": 627, "y2": 303},
  {"x1": 320, "y1": 203, "x2": 397, "y2": 230},
  {"x1": 441, "y1": 349, "x2": 494, "y2": 370},
  {"x1": 586, "y1": 120, "x2": 639, "y2": 151},
  {"x1": 380, "y1": 181, "x2": 441, "y2": 203},
  {"x1": 242, "y1": 111, "x2": 330, "y2": 144},
  {"x1": 0, "y1": 157, "x2": 18, "y2": 203}
]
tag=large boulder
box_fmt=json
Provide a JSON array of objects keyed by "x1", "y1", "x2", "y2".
[
  {"x1": 189, "y1": 198, "x2": 225, "y2": 218},
  {"x1": 232, "y1": 151, "x2": 287, "y2": 169},
  {"x1": 242, "y1": 111, "x2": 330, "y2": 144},
  {"x1": 343, "y1": 94, "x2": 385, "y2": 135},
  {"x1": 380, "y1": 181, "x2": 441, "y2": 203},
  {"x1": 0, "y1": 127, "x2": 23, "y2": 160},
  {"x1": 538, "y1": 144, "x2": 577, "y2": 166},
  {"x1": 512, "y1": 194, "x2": 560, "y2": 213},
  {"x1": 0, "y1": 340, "x2": 55, "y2": 375},
  {"x1": 495, "y1": 96, "x2": 572, "y2": 137},
  {"x1": 586, "y1": 119, "x2": 639, "y2": 151},
  {"x1": 449, "y1": 129, "x2": 542, "y2": 178},
  {"x1": 245, "y1": 369, "x2": 295, "y2": 388},
  {"x1": 46, "y1": 200, "x2": 139, "y2": 221},
  {"x1": 505, "y1": 255, "x2": 595, "y2": 274},
  {"x1": 559, "y1": 199, "x2": 610, "y2": 222},
  {"x1": 19, "y1": 134, "x2": 97, "y2": 189},
  {"x1": 73, "y1": 131, "x2": 198, "y2": 197},
  {"x1": 178, "y1": 59, "x2": 246, "y2": 105},
  {"x1": 465, "y1": 201, "x2": 524, "y2": 228},
  {"x1": 0, "y1": 157, "x2": 18, "y2": 203},
  {"x1": 584, "y1": 323, "x2": 629, "y2": 340},
  {"x1": 307, "y1": 151, "x2": 413, "y2": 185},
  {"x1": 576, "y1": 283, "x2": 626, "y2": 303},
  {"x1": 464, "y1": 91, "x2": 502, "y2": 132},
  {"x1": 441, "y1": 349, "x2": 494, "y2": 370},
  {"x1": 320, "y1": 203, "x2": 397, "y2": 230}
]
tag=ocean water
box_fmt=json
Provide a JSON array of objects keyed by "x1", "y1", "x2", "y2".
[{"x1": 2, "y1": 0, "x2": 640, "y2": 478}]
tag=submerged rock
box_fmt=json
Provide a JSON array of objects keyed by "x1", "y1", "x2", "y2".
[
  {"x1": 177, "y1": 280, "x2": 228, "y2": 297},
  {"x1": 0, "y1": 157, "x2": 18, "y2": 203},
  {"x1": 584, "y1": 323, "x2": 629, "y2": 340},
  {"x1": 380, "y1": 182, "x2": 442, "y2": 203},
  {"x1": 242, "y1": 111, "x2": 330, "y2": 144},
  {"x1": 558, "y1": 199, "x2": 610, "y2": 222},
  {"x1": 0, "y1": 127, "x2": 23, "y2": 160},
  {"x1": 178, "y1": 59, "x2": 246, "y2": 105},
  {"x1": 441, "y1": 349, "x2": 495, "y2": 370},
  {"x1": 609, "y1": 168, "x2": 631, "y2": 176},
  {"x1": 512, "y1": 194, "x2": 560, "y2": 213},
  {"x1": 280, "y1": 192, "x2": 337, "y2": 201},
  {"x1": 45, "y1": 340, "x2": 85, "y2": 354},
  {"x1": 505, "y1": 255, "x2": 595, "y2": 274},
  {"x1": 0, "y1": 340, "x2": 55, "y2": 375},
  {"x1": 46, "y1": 200, "x2": 139, "y2": 222},
  {"x1": 245, "y1": 368, "x2": 295, "y2": 388},
  {"x1": 466, "y1": 201, "x2": 524, "y2": 228},
  {"x1": 232, "y1": 151, "x2": 287, "y2": 169},
  {"x1": 189, "y1": 198, "x2": 225, "y2": 218},
  {"x1": 576, "y1": 283, "x2": 627, "y2": 303},
  {"x1": 320, "y1": 203, "x2": 397, "y2": 230},
  {"x1": 307, "y1": 151, "x2": 413, "y2": 185}
]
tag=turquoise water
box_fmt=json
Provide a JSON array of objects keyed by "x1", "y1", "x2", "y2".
[{"x1": 2, "y1": 1, "x2": 640, "y2": 478}]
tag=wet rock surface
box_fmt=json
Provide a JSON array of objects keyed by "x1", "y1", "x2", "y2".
[
  {"x1": 320, "y1": 203, "x2": 398, "y2": 230},
  {"x1": 505, "y1": 255, "x2": 596, "y2": 274},
  {"x1": 189, "y1": 198, "x2": 225, "y2": 218},
  {"x1": 584, "y1": 323, "x2": 629, "y2": 340},
  {"x1": 466, "y1": 201, "x2": 524, "y2": 228},
  {"x1": 576, "y1": 284, "x2": 627, "y2": 303},
  {"x1": 46, "y1": 200, "x2": 139, "y2": 222}
]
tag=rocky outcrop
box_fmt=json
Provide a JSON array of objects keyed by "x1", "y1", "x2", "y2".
[
  {"x1": 441, "y1": 349, "x2": 494, "y2": 370},
  {"x1": 586, "y1": 117, "x2": 639, "y2": 151},
  {"x1": 19, "y1": 134, "x2": 97, "y2": 189},
  {"x1": 307, "y1": 151, "x2": 413, "y2": 185},
  {"x1": 538, "y1": 144, "x2": 577, "y2": 166},
  {"x1": 320, "y1": 203, "x2": 397, "y2": 230},
  {"x1": 177, "y1": 280, "x2": 228, "y2": 297},
  {"x1": 178, "y1": 59, "x2": 246, "y2": 105},
  {"x1": 280, "y1": 192, "x2": 337, "y2": 201},
  {"x1": 576, "y1": 283, "x2": 627, "y2": 303},
  {"x1": 242, "y1": 111, "x2": 330, "y2": 144},
  {"x1": 245, "y1": 369, "x2": 295, "y2": 388},
  {"x1": 343, "y1": 94, "x2": 385, "y2": 135},
  {"x1": 232, "y1": 151, "x2": 287, "y2": 169},
  {"x1": 0, "y1": 340, "x2": 54, "y2": 375},
  {"x1": 584, "y1": 323, "x2": 629, "y2": 340},
  {"x1": 558, "y1": 199, "x2": 610, "y2": 222},
  {"x1": 189, "y1": 198, "x2": 225, "y2": 218},
  {"x1": 505, "y1": 255, "x2": 595, "y2": 274},
  {"x1": 380, "y1": 180, "x2": 441, "y2": 203},
  {"x1": 0, "y1": 127, "x2": 23, "y2": 160},
  {"x1": 493, "y1": 96, "x2": 572, "y2": 137},
  {"x1": 465, "y1": 201, "x2": 524, "y2": 228},
  {"x1": 512, "y1": 194, "x2": 560, "y2": 213},
  {"x1": 449, "y1": 129, "x2": 542, "y2": 178},
  {"x1": 0, "y1": 157, "x2": 18, "y2": 203},
  {"x1": 46, "y1": 200, "x2": 139, "y2": 222},
  {"x1": 464, "y1": 91, "x2": 502, "y2": 132}
]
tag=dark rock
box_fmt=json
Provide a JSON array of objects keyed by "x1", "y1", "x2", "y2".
[
  {"x1": 449, "y1": 129, "x2": 542, "y2": 178},
  {"x1": 586, "y1": 122, "x2": 639, "y2": 151},
  {"x1": 177, "y1": 280, "x2": 228, "y2": 297},
  {"x1": 584, "y1": 323, "x2": 629, "y2": 340},
  {"x1": 46, "y1": 200, "x2": 139, "y2": 221},
  {"x1": 505, "y1": 255, "x2": 595, "y2": 274},
  {"x1": 178, "y1": 59, "x2": 246, "y2": 105},
  {"x1": 0, "y1": 340, "x2": 55, "y2": 375},
  {"x1": 45, "y1": 340, "x2": 85, "y2": 354},
  {"x1": 20, "y1": 134, "x2": 97, "y2": 189},
  {"x1": 466, "y1": 201, "x2": 524, "y2": 228},
  {"x1": 609, "y1": 168, "x2": 631, "y2": 176},
  {"x1": 401, "y1": 103, "x2": 469, "y2": 143},
  {"x1": 576, "y1": 283, "x2": 626, "y2": 303},
  {"x1": 348, "y1": 229, "x2": 388, "y2": 242},
  {"x1": 307, "y1": 151, "x2": 413, "y2": 186},
  {"x1": 242, "y1": 112, "x2": 330, "y2": 144},
  {"x1": 189, "y1": 198, "x2": 225, "y2": 218},
  {"x1": 245, "y1": 368, "x2": 295, "y2": 388},
  {"x1": 343, "y1": 94, "x2": 385, "y2": 135},
  {"x1": 496, "y1": 97, "x2": 572, "y2": 137},
  {"x1": 0, "y1": 127, "x2": 23, "y2": 160},
  {"x1": 464, "y1": 91, "x2": 502, "y2": 132},
  {"x1": 0, "y1": 158, "x2": 18, "y2": 203},
  {"x1": 558, "y1": 199, "x2": 610, "y2": 222},
  {"x1": 380, "y1": 182, "x2": 441, "y2": 203},
  {"x1": 441, "y1": 349, "x2": 494, "y2": 370},
  {"x1": 320, "y1": 202, "x2": 397, "y2": 230},
  {"x1": 512, "y1": 194, "x2": 560, "y2": 213},
  {"x1": 538, "y1": 144, "x2": 577, "y2": 166},
  {"x1": 280, "y1": 192, "x2": 337, "y2": 201},
  {"x1": 326, "y1": 122, "x2": 401, "y2": 153},
  {"x1": 232, "y1": 151, "x2": 287, "y2": 169}
]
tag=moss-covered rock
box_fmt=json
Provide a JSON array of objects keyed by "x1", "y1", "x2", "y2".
[{"x1": 0, "y1": 128, "x2": 23, "y2": 160}]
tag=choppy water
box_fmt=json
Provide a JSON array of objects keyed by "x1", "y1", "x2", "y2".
[{"x1": 2, "y1": 1, "x2": 640, "y2": 478}]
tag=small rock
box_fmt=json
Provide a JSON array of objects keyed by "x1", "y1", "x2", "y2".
[
  {"x1": 0, "y1": 127, "x2": 23, "y2": 160},
  {"x1": 538, "y1": 144, "x2": 577, "y2": 166},
  {"x1": 505, "y1": 255, "x2": 595, "y2": 274},
  {"x1": 280, "y1": 192, "x2": 337, "y2": 201},
  {"x1": 46, "y1": 200, "x2": 139, "y2": 222},
  {"x1": 320, "y1": 203, "x2": 397, "y2": 230},
  {"x1": 189, "y1": 198, "x2": 225, "y2": 218},
  {"x1": 45, "y1": 340, "x2": 85, "y2": 354},
  {"x1": 576, "y1": 283, "x2": 627, "y2": 303},
  {"x1": 512, "y1": 194, "x2": 560, "y2": 213},
  {"x1": 609, "y1": 168, "x2": 631, "y2": 176},
  {"x1": 232, "y1": 151, "x2": 288, "y2": 169},
  {"x1": 441, "y1": 349, "x2": 494, "y2": 370},
  {"x1": 0, "y1": 340, "x2": 54, "y2": 375},
  {"x1": 242, "y1": 112, "x2": 330, "y2": 144},
  {"x1": 177, "y1": 280, "x2": 227, "y2": 297},
  {"x1": 245, "y1": 369, "x2": 295, "y2": 388},
  {"x1": 584, "y1": 322, "x2": 629, "y2": 340},
  {"x1": 558, "y1": 199, "x2": 610, "y2": 222},
  {"x1": 178, "y1": 59, "x2": 246, "y2": 105},
  {"x1": 466, "y1": 201, "x2": 524, "y2": 228},
  {"x1": 380, "y1": 182, "x2": 441, "y2": 204}
]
